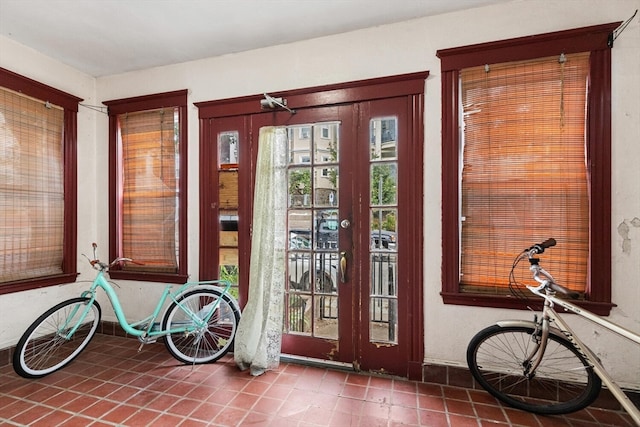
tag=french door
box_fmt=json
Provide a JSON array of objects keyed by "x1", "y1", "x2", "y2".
[{"x1": 198, "y1": 73, "x2": 426, "y2": 377}]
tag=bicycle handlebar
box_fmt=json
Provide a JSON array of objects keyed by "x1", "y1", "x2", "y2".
[
  {"x1": 523, "y1": 238, "x2": 580, "y2": 299},
  {"x1": 526, "y1": 238, "x2": 557, "y2": 256},
  {"x1": 85, "y1": 243, "x2": 140, "y2": 271}
]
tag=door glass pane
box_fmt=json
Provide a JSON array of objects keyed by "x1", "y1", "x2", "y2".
[
  {"x1": 219, "y1": 211, "x2": 239, "y2": 300},
  {"x1": 314, "y1": 166, "x2": 338, "y2": 206},
  {"x1": 314, "y1": 124, "x2": 339, "y2": 163},
  {"x1": 314, "y1": 294, "x2": 338, "y2": 339},
  {"x1": 371, "y1": 209, "x2": 397, "y2": 250},
  {"x1": 370, "y1": 253, "x2": 398, "y2": 343},
  {"x1": 370, "y1": 117, "x2": 397, "y2": 160},
  {"x1": 218, "y1": 131, "x2": 238, "y2": 167},
  {"x1": 369, "y1": 117, "x2": 398, "y2": 344},
  {"x1": 288, "y1": 210, "x2": 312, "y2": 250},
  {"x1": 217, "y1": 129, "x2": 240, "y2": 299},
  {"x1": 314, "y1": 210, "x2": 338, "y2": 250},
  {"x1": 285, "y1": 122, "x2": 340, "y2": 340},
  {"x1": 289, "y1": 168, "x2": 311, "y2": 207},
  {"x1": 288, "y1": 126, "x2": 311, "y2": 164},
  {"x1": 371, "y1": 164, "x2": 398, "y2": 205}
]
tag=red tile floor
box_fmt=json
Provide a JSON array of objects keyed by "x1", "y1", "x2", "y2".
[{"x1": 0, "y1": 334, "x2": 635, "y2": 426}]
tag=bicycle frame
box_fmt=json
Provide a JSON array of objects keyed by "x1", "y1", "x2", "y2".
[
  {"x1": 68, "y1": 268, "x2": 232, "y2": 342},
  {"x1": 527, "y1": 285, "x2": 640, "y2": 425}
]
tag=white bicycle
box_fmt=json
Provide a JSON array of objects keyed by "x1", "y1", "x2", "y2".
[{"x1": 467, "y1": 239, "x2": 640, "y2": 424}]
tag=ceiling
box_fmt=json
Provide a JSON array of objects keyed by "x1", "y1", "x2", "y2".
[{"x1": 0, "y1": 0, "x2": 511, "y2": 77}]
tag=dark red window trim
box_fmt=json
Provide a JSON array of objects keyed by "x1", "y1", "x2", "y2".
[
  {"x1": 104, "y1": 89, "x2": 189, "y2": 284},
  {"x1": 436, "y1": 23, "x2": 620, "y2": 316},
  {"x1": 0, "y1": 67, "x2": 81, "y2": 295}
]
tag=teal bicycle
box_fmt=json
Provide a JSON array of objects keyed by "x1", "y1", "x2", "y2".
[{"x1": 13, "y1": 243, "x2": 241, "y2": 378}]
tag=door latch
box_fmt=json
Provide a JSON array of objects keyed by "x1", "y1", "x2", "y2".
[{"x1": 340, "y1": 251, "x2": 347, "y2": 283}]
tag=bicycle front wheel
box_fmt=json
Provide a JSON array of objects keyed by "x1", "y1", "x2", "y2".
[
  {"x1": 467, "y1": 324, "x2": 601, "y2": 415},
  {"x1": 13, "y1": 297, "x2": 101, "y2": 378},
  {"x1": 162, "y1": 289, "x2": 240, "y2": 364}
]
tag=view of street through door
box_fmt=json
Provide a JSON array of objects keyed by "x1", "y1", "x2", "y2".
[
  {"x1": 253, "y1": 106, "x2": 357, "y2": 366},
  {"x1": 283, "y1": 117, "x2": 400, "y2": 347},
  {"x1": 285, "y1": 122, "x2": 342, "y2": 342},
  {"x1": 272, "y1": 97, "x2": 408, "y2": 375}
]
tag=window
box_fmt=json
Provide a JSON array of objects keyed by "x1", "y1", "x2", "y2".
[
  {"x1": 104, "y1": 90, "x2": 188, "y2": 283},
  {"x1": 321, "y1": 156, "x2": 331, "y2": 177},
  {"x1": 0, "y1": 67, "x2": 80, "y2": 294},
  {"x1": 299, "y1": 127, "x2": 311, "y2": 139},
  {"x1": 320, "y1": 126, "x2": 330, "y2": 139},
  {"x1": 437, "y1": 23, "x2": 619, "y2": 315}
]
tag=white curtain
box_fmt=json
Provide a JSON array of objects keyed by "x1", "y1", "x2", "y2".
[{"x1": 234, "y1": 126, "x2": 288, "y2": 376}]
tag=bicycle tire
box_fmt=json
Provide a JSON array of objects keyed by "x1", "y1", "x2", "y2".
[
  {"x1": 13, "y1": 297, "x2": 101, "y2": 378},
  {"x1": 162, "y1": 288, "x2": 240, "y2": 364},
  {"x1": 467, "y1": 324, "x2": 601, "y2": 415}
]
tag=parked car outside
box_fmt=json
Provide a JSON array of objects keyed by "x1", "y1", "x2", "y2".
[
  {"x1": 371, "y1": 230, "x2": 396, "y2": 249},
  {"x1": 288, "y1": 252, "x2": 337, "y2": 292},
  {"x1": 287, "y1": 224, "x2": 395, "y2": 292}
]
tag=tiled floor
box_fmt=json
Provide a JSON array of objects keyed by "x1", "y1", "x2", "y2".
[{"x1": 0, "y1": 334, "x2": 635, "y2": 426}]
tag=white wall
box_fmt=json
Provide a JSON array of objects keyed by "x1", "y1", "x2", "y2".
[{"x1": 1, "y1": 0, "x2": 639, "y2": 388}]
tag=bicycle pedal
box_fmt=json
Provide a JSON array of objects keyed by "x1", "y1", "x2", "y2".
[{"x1": 136, "y1": 338, "x2": 157, "y2": 352}]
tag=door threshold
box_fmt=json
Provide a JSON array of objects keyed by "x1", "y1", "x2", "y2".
[{"x1": 280, "y1": 354, "x2": 354, "y2": 371}]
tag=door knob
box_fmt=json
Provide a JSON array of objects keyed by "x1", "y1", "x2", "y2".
[{"x1": 340, "y1": 219, "x2": 350, "y2": 229}]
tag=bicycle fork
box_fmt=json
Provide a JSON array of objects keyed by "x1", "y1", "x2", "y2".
[
  {"x1": 61, "y1": 293, "x2": 98, "y2": 340},
  {"x1": 520, "y1": 315, "x2": 550, "y2": 379}
]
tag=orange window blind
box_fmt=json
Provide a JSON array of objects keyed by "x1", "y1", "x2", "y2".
[
  {"x1": 459, "y1": 52, "x2": 590, "y2": 294},
  {"x1": 118, "y1": 108, "x2": 179, "y2": 272},
  {"x1": 0, "y1": 87, "x2": 65, "y2": 283}
]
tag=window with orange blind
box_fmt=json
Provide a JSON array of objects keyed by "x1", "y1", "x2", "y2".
[
  {"x1": 105, "y1": 90, "x2": 188, "y2": 284},
  {"x1": 118, "y1": 109, "x2": 179, "y2": 273},
  {"x1": 0, "y1": 67, "x2": 80, "y2": 294},
  {"x1": 459, "y1": 53, "x2": 590, "y2": 295},
  {"x1": 437, "y1": 23, "x2": 619, "y2": 315}
]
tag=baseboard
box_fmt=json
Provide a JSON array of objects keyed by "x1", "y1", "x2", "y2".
[
  {"x1": 98, "y1": 320, "x2": 137, "y2": 338},
  {"x1": 420, "y1": 361, "x2": 640, "y2": 412},
  {"x1": 0, "y1": 344, "x2": 11, "y2": 366}
]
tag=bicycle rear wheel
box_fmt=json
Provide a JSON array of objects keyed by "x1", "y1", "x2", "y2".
[
  {"x1": 162, "y1": 288, "x2": 240, "y2": 364},
  {"x1": 13, "y1": 297, "x2": 101, "y2": 378},
  {"x1": 467, "y1": 324, "x2": 601, "y2": 415}
]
